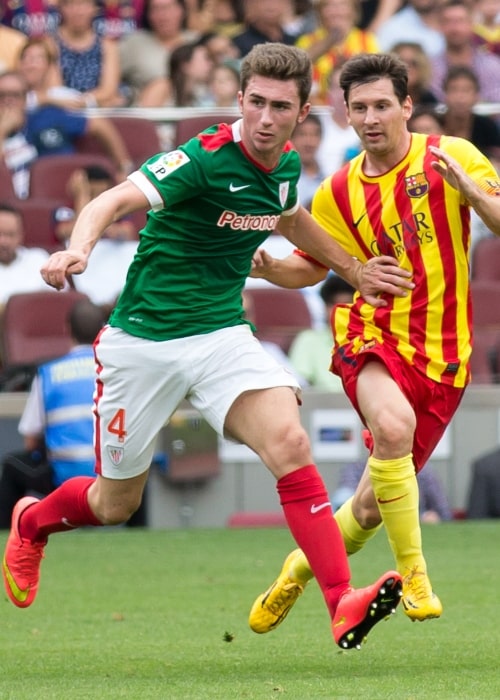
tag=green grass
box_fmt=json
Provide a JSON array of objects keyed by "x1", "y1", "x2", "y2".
[{"x1": 0, "y1": 522, "x2": 499, "y2": 700}]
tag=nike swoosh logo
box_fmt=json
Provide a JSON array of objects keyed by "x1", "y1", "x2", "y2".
[
  {"x1": 352, "y1": 213, "x2": 367, "y2": 228},
  {"x1": 3, "y1": 557, "x2": 29, "y2": 603},
  {"x1": 333, "y1": 615, "x2": 346, "y2": 627},
  {"x1": 229, "y1": 183, "x2": 251, "y2": 192},
  {"x1": 62, "y1": 517, "x2": 76, "y2": 528},
  {"x1": 377, "y1": 493, "x2": 408, "y2": 504},
  {"x1": 310, "y1": 502, "x2": 331, "y2": 514}
]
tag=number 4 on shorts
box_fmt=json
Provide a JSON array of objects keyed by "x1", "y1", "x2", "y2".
[{"x1": 107, "y1": 408, "x2": 127, "y2": 442}]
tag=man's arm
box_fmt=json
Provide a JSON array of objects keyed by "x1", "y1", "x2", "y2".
[
  {"x1": 276, "y1": 206, "x2": 414, "y2": 307},
  {"x1": 41, "y1": 180, "x2": 149, "y2": 290},
  {"x1": 430, "y1": 145, "x2": 500, "y2": 236}
]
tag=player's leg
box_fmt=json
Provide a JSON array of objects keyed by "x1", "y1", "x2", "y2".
[
  {"x1": 246, "y1": 470, "x2": 385, "y2": 633},
  {"x1": 355, "y1": 360, "x2": 441, "y2": 621},
  {"x1": 224, "y1": 385, "x2": 401, "y2": 649},
  {"x1": 2, "y1": 327, "x2": 184, "y2": 609}
]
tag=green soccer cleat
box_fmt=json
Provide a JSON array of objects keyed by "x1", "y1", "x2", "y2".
[{"x1": 402, "y1": 566, "x2": 443, "y2": 621}]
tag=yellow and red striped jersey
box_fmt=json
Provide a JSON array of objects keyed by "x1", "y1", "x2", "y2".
[{"x1": 311, "y1": 133, "x2": 500, "y2": 387}]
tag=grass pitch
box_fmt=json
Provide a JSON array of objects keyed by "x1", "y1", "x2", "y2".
[{"x1": 1, "y1": 521, "x2": 499, "y2": 700}]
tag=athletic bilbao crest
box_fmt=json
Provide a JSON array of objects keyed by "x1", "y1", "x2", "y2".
[
  {"x1": 405, "y1": 173, "x2": 429, "y2": 198},
  {"x1": 107, "y1": 446, "x2": 124, "y2": 466},
  {"x1": 279, "y1": 181, "x2": 290, "y2": 207}
]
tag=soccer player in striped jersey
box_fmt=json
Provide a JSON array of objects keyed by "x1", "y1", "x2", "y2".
[
  {"x1": 248, "y1": 51, "x2": 500, "y2": 630},
  {"x1": 2, "y1": 43, "x2": 413, "y2": 651}
]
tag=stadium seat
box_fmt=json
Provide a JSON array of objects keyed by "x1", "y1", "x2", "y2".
[
  {"x1": 15, "y1": 197, "x2": 65, "y2": 253},
  {"x1": 0, "y1": 161, "x2": 16, "y2": 200},
  {"x1": 471, "y1": 279, "x2": 500, "y2": 328},
  {"x1": 471, "y1": 237, "x2": 500, "y2": 281},
  {"x1": 29, "y1": 153, "x2": 116, "y2": 200},
  {"x1": 470, "y1": 327, "x2": 500, "y2": 384},
  {"x1": 75, "y1": 116, "x2": 163, "y2": 168},
  {"x1": 244, "y1": 287, "x2": 312, "y2": 353},
  {"x1": 1, "y1": 290, "x2": 89, "y2": 371}
]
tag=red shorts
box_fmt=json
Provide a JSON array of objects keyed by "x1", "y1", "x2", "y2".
[{"x1": 331, "y1": 340, "x2": 465, "y2": 472}]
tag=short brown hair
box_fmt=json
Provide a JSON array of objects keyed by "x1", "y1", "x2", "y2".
[{"x1": 240, "y1": 43, "x2": 312, "y2": 107}]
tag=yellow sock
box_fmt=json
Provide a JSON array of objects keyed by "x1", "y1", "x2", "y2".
[
  {"x1": 334, "y1": 496, "x2": 383, "y2": 555},
  {"x1": 289, "y1": 496, "x2": 382, "y2": 583},
  {"x1": 368, "y1": 454, "x2": 426, "y2": 575}
]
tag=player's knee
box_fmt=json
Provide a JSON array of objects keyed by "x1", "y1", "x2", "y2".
[
  {"x1": 94, "y1": 498, "x2": 141, "y2": 526},
  {"x1": 369, "y1": 406, "x2": 415, "y2": 453},
  {"x1": 261, "y1": 423, "x2": 312, "y2": 475}
]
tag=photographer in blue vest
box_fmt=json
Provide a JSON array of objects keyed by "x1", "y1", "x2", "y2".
[{"x1": 0, "y1": 298, "x2": 106, "y2": 528}]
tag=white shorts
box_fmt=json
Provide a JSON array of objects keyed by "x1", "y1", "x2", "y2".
[{"x1": 93, "y1": 325, "x2": 301, "y2": 479}]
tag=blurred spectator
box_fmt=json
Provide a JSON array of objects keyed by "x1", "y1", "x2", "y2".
[
  {"x1": 139, "y1": 38, "x2": 214, "y2": 106},
  {"x1": 441, "y1": 65, "x2": 500, "y2": 161},
  {"x1": 292, "y1": 114, "x2": 326, "y2": 211},
  {"x1": 430, "y1": 0, "x2": 500, "y2": 104},
  {"x1": 54, "y1": 164, "x2": 138, "y2": 310},
  {"x1": 231, "y1": 0, "x2": 296, "y2": 58},
  {"x1": 288, "y1": 275, "x2": 354, "y2": 391},
  {"x1": 119, "y1": 0, "x2": 198, "y2": 106},
  {"x1": 206, "y1": 60, "x2": 240, "y2": 107},
  {"x1": 390, "y1": 41, "x2": 439, "y2": 108},
  {"x1": 408, "y1": 104, "x2": 445, "y2": 135},
  {"x1": 357, "y1": 0, "x2": 402, "y2": 33},
  {"x1": 296, "y1": 0, "x2": 380, "y2": 104},
  {"x1": 210, "y1": 0, "x2": 245, "y2": 38},
  {"x1": 18, "y1": 37, "x2": 86, "y2": 112},
  {"x1": 467, "y1": 446, "x2": 500, "y2": 518},
  {"x1": 0, "y1": 299, "x2": 106, "y2": 529},
  {"x1": 1, "y1": 0, "x2": 60, "y2": 38},
  {"x1": 47, "y1": 0, "x2": 125, "y2": 108},
  {"x1": 376, "y1": 0, "x2": 446, "y2": 58},
  {"x1": 0, "y1": 71, "x2": 132, "y2": 199},
  {"x1": 0, "y1": 12, "x2": 28, "y2": 73},
  {"x1": 0, "y1": 202, "x2": 52, "y2": 311},
  {"x1": 93, "y1": 0, "x2": 146, "y2": 39},
  {"x1": 197, "y1": 30, "x2": 241, "y2": 65},
  {"x1": 331, "y1": 460, "x2": 453, "y2": 522},
  {"x1": 168, "y1": 39, "x2": 214, "y2": 105},
  {"x1": 472, "y1": 0, "x2": 500, "y2": 56},
  {"x1": 316, "y1": 62, "x2": 361, "y2": 175}
]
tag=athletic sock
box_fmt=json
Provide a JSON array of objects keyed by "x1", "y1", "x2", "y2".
[
  {"x1": 334, "y1": 496, "x2": 383, "y2": 554},
  {"x1": 277, "y1": 464, "x2": 350, "y2": 617},
  {"x1": 19, "y1": 476, "x2": 103, "y2": 544},
  {"x1": 285, "y1": 494, "x2": 383, "y2": 585},
  {"x1": 368, "y1": 454, "x2": 426, "y2": 574}
]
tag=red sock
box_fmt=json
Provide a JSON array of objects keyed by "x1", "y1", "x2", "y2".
[
  {"x1": 20, "y1": 476, "x2": 103, "y2": 543},
  {"x1": 277, "y1": 464, "x2": 350, "y2": 617}
]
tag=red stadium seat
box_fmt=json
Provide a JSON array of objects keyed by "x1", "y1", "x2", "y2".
[
  {"x1": 244, "y1": 287, "x2": 312, "y2": 354},
  {"x1": 1, "y1": 290, "x2": 89, "y2": 370},
  {"x1": 75, "y1": 116, "x2": 162, "y2": 168},
  {"x1": 29, "y1": 153, "x2": 116, "y2": 200},
  {"x1": 471, "y1": 237, "x2": 500, "y2": 281}
]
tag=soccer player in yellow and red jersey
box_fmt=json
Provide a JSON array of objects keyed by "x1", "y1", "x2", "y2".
[{"x1": 248, "y1": 51, "x2": 500, "y2": 633}]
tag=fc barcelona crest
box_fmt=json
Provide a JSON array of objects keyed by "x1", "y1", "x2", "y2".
[{"x1": 405, "y1": 173, "x2": 429, "y2": 198}]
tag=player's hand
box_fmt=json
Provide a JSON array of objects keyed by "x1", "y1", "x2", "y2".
[
  {"x1": 250, "y1": 248, "x2": 276, "y2": 279},
  {"x1": 428, "y1": 145, "x2": 476, "y2": 196},
  {"x1": 356, "y1": 255, "x2": 414, "y2": 308},
  {"x1": 41, "y1": 249, "x2": 89, "y2": 290}
]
